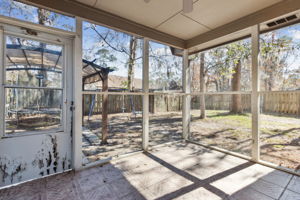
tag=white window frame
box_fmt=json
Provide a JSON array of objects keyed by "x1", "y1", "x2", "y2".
[
  {"x1": 0, "y1": 25, "x2": 4, "y2": 139},
  {"x1": 0, "y1": 20, "x2": 74, "y2": 138}
]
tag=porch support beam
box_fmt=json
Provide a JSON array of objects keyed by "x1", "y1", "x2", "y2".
[
  {"x1": 0, "y1": 26, "x2": 4, "y2": 139},
  {"x1": 72, "y1": 17, "x2": 83, "y2": 170},
  {"x1": 187, "y1": 0, "x2": 300, "y2": 48},
  {"x1": 251, "y1": 24, "x2": 260, "y2": 162},
  {"x1": 142, "y1": 38, "x2": 149, "y2": 151},
  {"x1": 182, "y1": 49, "x2": 191, "y2": 140}
]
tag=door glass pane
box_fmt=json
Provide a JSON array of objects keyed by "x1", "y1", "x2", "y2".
[
  {"x1": 5, "y1": 88, "x2": 63, "y2": 134},
  {"x1": 5, "y1": 36, "x2": 63, "y2": 88}
]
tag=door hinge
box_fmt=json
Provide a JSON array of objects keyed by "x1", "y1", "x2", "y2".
[{"x1": 70, "y1": 101, "x2": 75, "y2": 111}]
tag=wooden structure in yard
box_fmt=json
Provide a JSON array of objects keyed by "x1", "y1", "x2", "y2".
[{"x1": 82, "y1": 59, "x2": 113, "y2": 144}]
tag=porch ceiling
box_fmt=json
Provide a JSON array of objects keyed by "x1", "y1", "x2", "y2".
[
  {"x1": 20, "y1": 0, "x2": 300, "y2": 50},
  {"x1": 76, "y1": 0, "x2": 282, "y2": 40}
]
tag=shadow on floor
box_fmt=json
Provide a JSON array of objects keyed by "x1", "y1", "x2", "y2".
[{"x1": 144, "y1": 152, "x2": 254, "y2": 200}]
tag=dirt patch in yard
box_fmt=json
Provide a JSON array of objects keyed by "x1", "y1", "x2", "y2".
[
  {"x1": 82, "y1": 110, "x2": 299, "y2": 170},
  {"x1": 82, "y1": 112, "x2": 182, "y2": 163}
]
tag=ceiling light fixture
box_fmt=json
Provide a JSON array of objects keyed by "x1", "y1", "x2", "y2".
[
  {"x1": 144, "y1": 0, "x2": 193, "y2": 13},
  {"x1": 183, "y1": 0, "x2": 193, "y2": 13}
]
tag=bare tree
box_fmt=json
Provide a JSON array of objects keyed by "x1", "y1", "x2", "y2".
[
  {"x1": 199, "y1": 52, "x2": 206, "y2": 119},
  {"x1": 87, "y1": 25, "x2": 141, "y2": 91},
  {"x1": 260, "y1": 32, "x2": 297, "y2": 91},
  {"x1": 128, "y1": 36, "x2": 137, "y2": 91}
]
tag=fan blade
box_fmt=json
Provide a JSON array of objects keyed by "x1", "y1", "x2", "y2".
[{"x1": 183, "y1": 0, "x2": 193, "y2": 13}]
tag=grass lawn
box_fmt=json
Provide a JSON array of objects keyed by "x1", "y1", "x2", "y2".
[{"x1": 190, "y1": 109, "x2": 300, "y2": 170}]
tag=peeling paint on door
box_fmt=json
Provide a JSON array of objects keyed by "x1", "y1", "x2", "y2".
[
  {"x1": 0, "y1": 156, "x2": 26, "y2": 184},
  {"x1": 0, "y1": 133, "x2": 72, "y2": 187}
]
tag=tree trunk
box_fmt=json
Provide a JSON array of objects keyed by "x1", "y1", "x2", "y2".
[
  {"x1": 268, "y1": 32, "x2": 276, "y2": 91},
  {"x1": 199, "y1": 53, "x2": 206, "y2": 119},
  {"x1": 128, "y1": 36, "x2": 137, "y2": 92},
  {"x1": 231, "y1": 60, "x2": 242, "y2": 113},
  {"x1": 264, "y1": 66, "x2": 268, "y2": 91},
  {"x1": 268, "y1": 67, "x2": 275, "y2": 91},
  {"x1": 101, "y1": 73, "x2": 109, "y2": 144}
]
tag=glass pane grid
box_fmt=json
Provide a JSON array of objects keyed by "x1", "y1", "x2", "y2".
[{"x1": 4, "y1": 35, "x2": 64, "y2": 135}]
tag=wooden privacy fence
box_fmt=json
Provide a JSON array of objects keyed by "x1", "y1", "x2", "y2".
[
  {"x1": 83, "y1": 92, "x2": 300, "y2": 116},
  {"x1": 261, "y1": 92, "x2": 300, "y2": 115},
  {"x1": 83, "y1": 94, "x2": 181, "y2": 115},
  {"x1": 83, "y1": 94, "x2": 142, "y2": 115},
  {"x1": 191, "y1": 95, "x2": 251, "y2": 112},
  {"x1": 150, "y1": 95, "x2": 182, "y2": 113},
  {"x1": 191, "y1": 92, "x2": 300, "y2": 115}
]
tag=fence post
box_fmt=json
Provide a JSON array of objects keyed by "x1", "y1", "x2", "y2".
[
  {"x1": 251, "y1": 24, "x2": 260, "y2": 162},
  {"x1": 182, "y1": 49, "x2": 191, "y2": 140},
  {"x1": 142, "y1": 38, "x2": 149, "y2": 151}
]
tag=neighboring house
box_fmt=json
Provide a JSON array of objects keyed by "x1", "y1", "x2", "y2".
[{"x1": 83, "y1": 74, "x2": 142, "y2": 91}]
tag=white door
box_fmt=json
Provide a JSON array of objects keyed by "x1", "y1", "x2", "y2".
[{"x1": 0, "y1": 23, "x2": 73, "y2": 187}]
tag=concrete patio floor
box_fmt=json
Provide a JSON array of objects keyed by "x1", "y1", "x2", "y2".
[{"x1": 0, "y1": 142, "x2": 299, "y2": 200}]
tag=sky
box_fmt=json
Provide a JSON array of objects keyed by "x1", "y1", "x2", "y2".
[{"x1": 0, "y1": 0, "x2": 75, "y2": 31}]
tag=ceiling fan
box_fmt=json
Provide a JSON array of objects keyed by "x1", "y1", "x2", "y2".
[{"x1": 144, "y1": 0, "x2": 193, "y2": 13}]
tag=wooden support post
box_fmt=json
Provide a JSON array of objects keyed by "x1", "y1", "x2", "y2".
[
  {"x1": 182, "y1": 49, "x2": 191, "y2": 140},
  {"x1": 142, "y1": 38, "x2": 149, "y2": 151},
  {"x1": 251, "y1": 24, "x2": 260, "y2": 161},
  {"x1": 73, "y1": 17, "x2": 83, "y2": 170},
  {"x1": 101, "y1": 72, "x2": 109, "y2": 144}
]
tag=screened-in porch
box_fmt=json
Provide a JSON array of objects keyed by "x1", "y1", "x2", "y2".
[{"x1": 0, "y1": 0, "x2": 300, "y2": 199}]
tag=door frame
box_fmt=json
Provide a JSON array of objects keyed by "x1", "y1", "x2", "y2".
[{"x1": 0, "y1": 16, "x2": 81, "y2": 182}]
